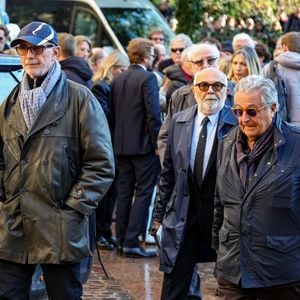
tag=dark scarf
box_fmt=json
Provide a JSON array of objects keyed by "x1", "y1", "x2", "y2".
[{"x1": 236, "y1": 120, "x2": 274, "y2": 191}]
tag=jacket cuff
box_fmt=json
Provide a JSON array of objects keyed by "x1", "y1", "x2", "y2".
[{"x1": 65, "y1": 186, "x2": 94, "y2": 216}]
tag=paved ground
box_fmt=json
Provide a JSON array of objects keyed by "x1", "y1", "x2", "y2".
[{"x1": 82, "y1": 247, "x2": 218, "y2": 300}]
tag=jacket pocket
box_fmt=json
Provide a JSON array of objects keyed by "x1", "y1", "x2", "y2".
[
  {"x1": 266, "y1": 235, "x2": 300, "y2": 253},
  {"x1": 60, "y1": 208, "x2": 91, "y2": 261}
]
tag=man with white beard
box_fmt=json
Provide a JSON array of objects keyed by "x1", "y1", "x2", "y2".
[{"x1": 152, "y1": 68, "x2": 237, "y2": 299}]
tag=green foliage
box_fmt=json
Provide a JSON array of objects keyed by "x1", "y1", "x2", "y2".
[
  {"x1": 175, "y1": 0, "x2": 202, "y2": 41},
  {"x1": 175, "y1": 0, "x2": 299, "y2": 31}
]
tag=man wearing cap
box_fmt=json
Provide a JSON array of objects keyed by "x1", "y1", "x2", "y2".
[
  {"x1": 0, "y1": 21, "x2": 114, "y2": 299},
  {"x1": 152, "y1": 68, "x2": 237, "y2": 299}
]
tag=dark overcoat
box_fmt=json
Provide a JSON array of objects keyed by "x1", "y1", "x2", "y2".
[
  {"x1": 154, "y1": 104, "x2": 237, "y2": 273},
  {"x1": 0, "y1": 73, "x2": 115, "y2": 264}
]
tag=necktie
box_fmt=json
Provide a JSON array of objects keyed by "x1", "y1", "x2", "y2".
[{"x1": 194, "y1": 117, "x2": 209, "y2": 185}]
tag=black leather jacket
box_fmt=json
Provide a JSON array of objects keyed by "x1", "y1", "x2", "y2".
[{"x1": 0, "y1": 72, "x2": 114, "y2": 264}]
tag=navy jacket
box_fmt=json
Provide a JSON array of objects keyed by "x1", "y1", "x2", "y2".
[
  {"x1": 212, "y1": 114, "x2": 300, "y2": 288},
  {"x1": 110, "y1": 65, "x2": 161, "y2": 155}
]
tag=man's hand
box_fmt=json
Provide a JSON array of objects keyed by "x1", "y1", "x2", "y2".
[{"x1": 151, "y1": 220, "x2": 161, "y2": 233}]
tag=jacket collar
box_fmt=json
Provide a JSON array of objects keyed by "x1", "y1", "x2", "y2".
[
  {"x1": 175, "y1": 104, "x2": 237, "y2": 126},
  {"x1": 4, "y1": 72, "x2": 69, "y2": 137}
]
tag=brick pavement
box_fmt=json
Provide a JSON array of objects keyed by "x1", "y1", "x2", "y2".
[
  {"x1": 32, "y1": 249, "x2": 218, "y2": 299},
  {"x1": 82, "y1": 249, "x2": 218, "y2": 300}
]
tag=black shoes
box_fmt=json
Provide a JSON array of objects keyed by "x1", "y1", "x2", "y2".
[
  {"x1": 106, "y1": 236, "x2": 118, "y2": 247},
  {"x1": 123, "y1": 247, "x2": 157, "y2": 258},
  {"x1": 96, "y1": 236, "x2": 115, "y2": 250}
]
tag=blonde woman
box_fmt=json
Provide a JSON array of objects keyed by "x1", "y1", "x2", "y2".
[
  {"x1": 228, "y1": 46, "x2": 261, "y2": 83},
  {"x1": 75, "y1": 35, "x2": 92, "y2": 61},
  {"x1": 91, "y1": 50, "x2": 130, "y2": 250},
  {"x1": 92, "y1": 50, "x2": 129, "y2": 118}
]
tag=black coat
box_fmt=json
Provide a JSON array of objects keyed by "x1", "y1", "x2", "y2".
[
  {"x1": 110, "y1": 65, "x2": 162, "y2": 155},
  {"x1": 0, "y1": 73, "x2": 114, "y2": 264},
  {"x1": 164, "y1": 63, "x2": 188, "y2": 105},
  {"x1": 60, "y1": 56, "x2": 93, "y2": 89},
  {"x1": 91, "y1": 80, "x2": 110, "y2": 119}
]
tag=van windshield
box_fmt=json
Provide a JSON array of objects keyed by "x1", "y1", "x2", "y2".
[{"x1": 102, "y1": 7, "x2": 174, "y2": 46}]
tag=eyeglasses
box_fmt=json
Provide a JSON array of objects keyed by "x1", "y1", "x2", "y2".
[
  {"x1": 148, "y1": 54, "x2": 157, "y2": 59},
  {"x1": 170, "y1": 47, "x2": 185, "y2": 53},
  {"x1": 15, "y1": 44, "x2": 54, "y2": 56},
  {"x1": 190, "y1": 57, "x2": 218, "y2": 67},
  {"x1": 151, "y1": 37, "x2": 165, "y2": 42},
  {"x1": 231, "y1": 105, "x2": 267, "y2": 117},
  {"x1": 195, "y1": 82, "x2": 225, "y2": 92}
]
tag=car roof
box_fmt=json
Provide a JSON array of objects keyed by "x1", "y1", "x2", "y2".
[{"x1": 0, "y1": 54, "x2": 22, "y2": 72}]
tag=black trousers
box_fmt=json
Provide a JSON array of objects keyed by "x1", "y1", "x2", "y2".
[
  {"x1": 96, "y1": 181, "x2": 117, "y2": 239},
  {"x1": 96, "y1": 157, "x2": 118, "y2": 240},
  {"x1": 217, "y1": 277, "x2": 300, "y2": 300},
  {"x1": 0, "y1": 259, "x2": 82, "y2": 300},
  {"x1": 161, "y1": 222, "x2": 214, "y2": 300},
  {"x1": 116, "y1": 153, "x2": 160, "y2": 248}
]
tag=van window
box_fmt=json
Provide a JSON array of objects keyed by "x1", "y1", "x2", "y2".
[
  {"x1": 102, "y1": 7, "x2": 173, "y2": 46},
  {"x1": 7, "y1": 1, "x2": 72, "y2": 32},
  {"x1": 73, "y1": 10, "x2": 98, "y2": 42},
  {"x1": 73, "y1": 8, "x2": 112, "y2": 47}
]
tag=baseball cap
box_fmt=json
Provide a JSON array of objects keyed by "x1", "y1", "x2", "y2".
[
  {"x1": 11, "y1": 21, "x2": 58, "y2": 47},
  {"x1": 221, "y1": 41, "x2": 234, "y2": 54}
]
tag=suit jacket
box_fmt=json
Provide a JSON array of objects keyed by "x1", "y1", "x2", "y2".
[
  {"x1": 153, "y1": 104, "x2": 237, "y2": 273},
  {"x1": 110, "y1": 65, "x2": 162, "y2": 155},
  {"x1": 158, "y1": 81, "x2": 235, "y2": 164}
]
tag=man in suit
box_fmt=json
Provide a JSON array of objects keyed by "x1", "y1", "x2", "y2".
[
  {"x1": 158, "y1": 43, "x2": 235, "y2": 164},
  {"x1": 110, "y1": 38, "x2": 161, "y2": 258},
  {"x1": 152, "y1": 68, "x2": 237, "y2": 299}
]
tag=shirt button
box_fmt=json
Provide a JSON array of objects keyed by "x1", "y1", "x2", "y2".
[
  {"x1": 77, "y1": 190, "x2": 82, "y2": 196},
  {"x1": 42, "y1": 187, "x2": 48, "y2": 193},
  {"x1": 44, "y1": 129, "x2": 50, "y2": 135},
  {"x1": 20, "y1": 160, "x2": 26, "y2": 166},
  {"x1": 20, "y1": 187, "x2": 26, "y2": 194}
]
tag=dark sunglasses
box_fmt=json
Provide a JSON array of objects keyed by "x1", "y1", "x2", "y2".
[
  {"x1": 231, "y1": 105, "x2": 267, "y2": 117},
  {"x1": 195, "y1": 82, "x2": 225, "y2": 92},
  {"x1": 190, "y1": 57, "x2": 218, "y2": 67},
  {"x1": 170, "y1": 47, "x2": 185, "y2": 53},
  {"x1": 15, "y1": 44, "x2": 54, "y2": 56},
  {"x1": 151, "y1": 37, "x2": 165, "y2": 41}
]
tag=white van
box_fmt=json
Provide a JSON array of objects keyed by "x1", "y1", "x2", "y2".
[{"x1": 6, "y1": 0, "x2": 174, "y2": 53}]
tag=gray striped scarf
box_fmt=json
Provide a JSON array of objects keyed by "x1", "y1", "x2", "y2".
[{"x1": 19, "y1": 60, "x2": 61, "y2": 130}]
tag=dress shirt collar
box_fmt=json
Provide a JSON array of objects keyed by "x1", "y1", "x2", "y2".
[{"x1": 197, "y1": 107, "x2": 220, "y2": 127}]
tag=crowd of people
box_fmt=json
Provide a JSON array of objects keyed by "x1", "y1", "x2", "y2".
[{"x1": 0, "y1": 11, "x2": 299, "y2": 300}]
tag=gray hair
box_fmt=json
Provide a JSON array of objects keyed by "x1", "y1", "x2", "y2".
[
  {"x1": 234, "y1": 75, "x2": 279, "y2": 110},
  {"x1": 232, "y1": 33, "x2": 255, "y2": 50},
  {"x1": 170, "y1": 33, "x2": 193, "y2": 49},
  {"x1": 187, "y1": 43, "x2": 220, "y2": 61},
  {"x1": 181, "y1": 46, "x2": 192, "y2": 62}
]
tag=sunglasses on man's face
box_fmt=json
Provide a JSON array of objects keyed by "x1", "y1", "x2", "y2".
[
  {"x1": 170, "y1": 47, "x2": 185, "y2": 53},
  {"x1": 15, "y1": 44, "x2": 55, "y2": 56},
  {"x1": 195, "y1": 82, "x2": 225, "y2": 92},
  {"x1": 231, "y1": 105, "x2": 267, "y2": 117},
  {"x1": 151, "y1": 37, "x2": 165, "y2": 42}
]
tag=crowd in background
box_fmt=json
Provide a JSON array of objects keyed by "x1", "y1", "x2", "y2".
[{"x1": 0, "y1": 3, "x2": 300, "y2": 298}]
